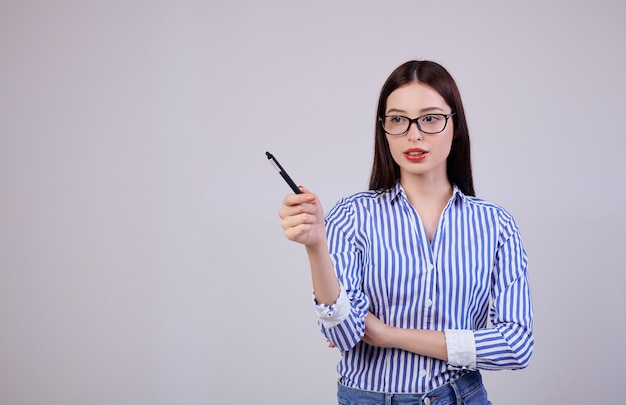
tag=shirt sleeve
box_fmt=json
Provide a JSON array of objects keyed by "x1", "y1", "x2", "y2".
[
  {"x1": 312, "y1": 201, "x2": 370, "y2": 352},
  {"x1": 473, "y1": 212, "x2": 534, "y2": 370},
  {"x1": 313, "y1": 286, "x2": 350, "y2": 328}
]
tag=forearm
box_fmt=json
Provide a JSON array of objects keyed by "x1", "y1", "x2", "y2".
[
  {"x1": 306, "y1": 242, "x2": 340, "y2": 305},
  {"x1": 386, "y1": 323, "x2": 532, "y2": 370},
  {"x1": 364, "y1": 313, "x2": 448, "y2": 361},
  {"x1": 388, "y1": 328, "x2": 449, "y2": 362}
]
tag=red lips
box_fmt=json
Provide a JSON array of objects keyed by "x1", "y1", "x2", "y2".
[{"x1": 403, "y1": 148, "x2": 428, "y2": 162}]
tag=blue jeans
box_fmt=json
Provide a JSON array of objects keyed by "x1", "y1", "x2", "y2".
[{"x1": 337, "y1": 371, "x2": 491, "y2": 405}]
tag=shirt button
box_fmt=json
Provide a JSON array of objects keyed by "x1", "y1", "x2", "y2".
[
  {"x1": 420, "y1": 369, "x2": 427, "y2": 378},
  {"x1": 425, "y1": 298, "x2": 433, "y2": 307},
  {"x1": 427, "y1": 263, "x2": 434, "y2": 271}
]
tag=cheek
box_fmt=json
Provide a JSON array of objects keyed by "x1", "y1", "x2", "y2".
[
  {"x1": 440, "y1": 128, "x2": 455, "y2": 149},
  {"x1": 386, "y1": 139, "x2": 404, "y2": 158}
]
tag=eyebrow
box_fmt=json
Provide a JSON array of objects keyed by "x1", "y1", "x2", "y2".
[{"x1": 386, "y1": 106, "x2": 446, "y2": 115}]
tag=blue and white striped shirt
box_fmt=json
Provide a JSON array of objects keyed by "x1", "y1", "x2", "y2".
[{"x1": 314, "y1": 182, "x2": 534, "y2": 393}]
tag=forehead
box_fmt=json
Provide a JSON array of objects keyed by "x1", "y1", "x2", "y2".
[{"x1": 386, "y1": 82, "x2": 448, "y2": 112}]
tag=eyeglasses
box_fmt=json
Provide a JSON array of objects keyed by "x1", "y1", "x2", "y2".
[{"x1": 379, "y1": 112, "x2": 456, "y2": 135}]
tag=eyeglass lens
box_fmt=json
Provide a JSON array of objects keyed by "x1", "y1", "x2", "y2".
[{"x1": 383, "y1": 114, "x2": 450, "y2": 135}]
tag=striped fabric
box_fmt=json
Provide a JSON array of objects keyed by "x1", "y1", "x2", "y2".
[{"x1": 318, "y1": 182, "x2": 534, "y2": 393}]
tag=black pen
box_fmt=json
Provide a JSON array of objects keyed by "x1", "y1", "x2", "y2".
[{"x1": 266, "y1": 151, "x2": 302, "y2": 194}]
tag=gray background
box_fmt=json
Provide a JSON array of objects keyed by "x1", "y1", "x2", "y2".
[{"x1": 1, "y1": 1, "x2": 625, "y2": 404}]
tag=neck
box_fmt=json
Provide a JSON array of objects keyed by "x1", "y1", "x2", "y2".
[
  {"x1": 400, "y1": 173, "x2": 454, "y2": 243},
  {"x1": 399, "y1": 173, "x2": 453, "y2": 202}
]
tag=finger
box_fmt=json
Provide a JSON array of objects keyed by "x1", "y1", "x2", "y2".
[
  {"x1": 279, "y1": 205, "x2": 320, "y2": 225},
  {"x1": 280, "y1": 201, "x2": 316, "y2": 215},
  {"x1": 281, "y1": 213, "x2": 317, "y2": 232},
  {"x1": 279, "y1": 199, "x2": 321, "y2": 222},
  {"x1": 282, "y1": 191, "x2": 316, "y2": 207},
  {"x1": 283, "y1": 223, "x2": 320, "y2": 243}
]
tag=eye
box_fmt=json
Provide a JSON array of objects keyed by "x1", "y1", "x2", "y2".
[
  {"x1": 420, "y1": 114, "x2": 442, "y2": 123},
  {"x1": 389, "y1": 115, "x2": 405, "y2": 124}
]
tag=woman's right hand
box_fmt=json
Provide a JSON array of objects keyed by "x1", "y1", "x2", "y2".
[{"x1": 279, "y1": 186, "x2": 326, "y2": 248}]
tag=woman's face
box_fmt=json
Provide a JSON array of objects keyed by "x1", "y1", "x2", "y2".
[{"x1": 384, "y1": 82, "x2": 454, "y2": 183}]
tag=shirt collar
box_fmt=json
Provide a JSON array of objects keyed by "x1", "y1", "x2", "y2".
[{"x1": 383, "y1": 181, "x2": 466, "y2": 205}]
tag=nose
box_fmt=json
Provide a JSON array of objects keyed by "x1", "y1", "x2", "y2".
[{"x1": 407, "y1": 121, "x2": 423, "y2": 141}]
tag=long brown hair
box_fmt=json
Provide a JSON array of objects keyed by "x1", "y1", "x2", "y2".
[{"x1": 368, "y1": 60, "x2": 475, "y2": 196}]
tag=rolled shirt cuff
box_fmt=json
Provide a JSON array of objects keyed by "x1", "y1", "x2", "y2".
[
  {"x1": 445, "y1": 329, "x2": 477, "y2": 369},
  {"x1": 313, "y1": 287, "x2": 350, "y2": 328}
]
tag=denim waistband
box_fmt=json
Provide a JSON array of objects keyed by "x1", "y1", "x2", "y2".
[{"x1": 337, "y1": 371, "x2": 485, "y2": 405}]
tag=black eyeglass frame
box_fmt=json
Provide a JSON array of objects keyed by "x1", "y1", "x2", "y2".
[{"x1": 379, "y1": 112, "x2": 457, "y2": 135}]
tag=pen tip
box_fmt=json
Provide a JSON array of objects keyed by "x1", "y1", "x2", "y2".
[{"x1": 265, "y1": 151, "x2": 272, "y2": 159}]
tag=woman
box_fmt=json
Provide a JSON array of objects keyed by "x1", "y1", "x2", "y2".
[{"x1": 279, "y1": 60, "x2": 533, "y2": 404}]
